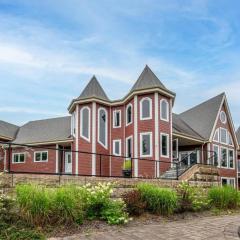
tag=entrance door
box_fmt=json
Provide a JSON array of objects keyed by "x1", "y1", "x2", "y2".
[{"x1": 65, "y1": 152, "x2": 72, "y2": 173}]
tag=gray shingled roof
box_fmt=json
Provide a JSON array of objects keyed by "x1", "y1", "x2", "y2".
[
  {"x1": 172, "y1": 113, "x2": 204, "y2": 140},
  {"x1": 78, "y1": 76, "x2": 109, "y2": 101},
  {"x1": 236, "y1": 127, "x2": 240, "y2": 145},
  {"x1": 179, "y1": 93, "x2": 225, "y2": 140},
  {"x1": 130, "y1": 65, "x2": 175, "y2": 95},
  {"x1": 0, "y1": 120, "x2": 19, "y2": 140},
  {"x1": 13, "y1": 116, "x2": 72, "y2": 144}
]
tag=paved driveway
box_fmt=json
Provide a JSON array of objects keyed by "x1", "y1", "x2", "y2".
[{"x1": 52, "y1": 215, "x2": 240, "y2": 240}]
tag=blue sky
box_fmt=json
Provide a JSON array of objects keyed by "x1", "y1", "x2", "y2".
[{"x1": 0, "y1": 0, "x2": 239, "y2": 128}]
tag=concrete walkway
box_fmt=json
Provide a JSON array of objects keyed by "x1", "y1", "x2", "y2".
[{"x1": 52, "y1": 215, "x2": 240, "y2": 240}]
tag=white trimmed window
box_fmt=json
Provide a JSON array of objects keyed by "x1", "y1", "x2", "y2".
[
  {"x1": 126, "y1": 136, "x2": 133, "y2": 158},
  {"x1": 228, "y1": 149, "x2": 234, "y2": 168},
  {"x1": 220, "y1": 128, "x2": 227, "y2": 144},
  {"x1": 213, "y1": 145, "x2": 219, "y2": 166},
  {"x1": 113, "y1": 139, "x2": 121, "y2": 156},
  {"x1": 220, "y1": 111, "x2": 227, "y2": 124},
  {"x1": 220, "y1": 147, "x2": 227, "y2": 168},
  {"x1": 12, "y1": 153, "x2": 25, "y2": 163},
  {"x1": 221, "y1": 177, "x2": 235, "y2": 188},
  {"x1": 34, "y1": 151, "x2": 48, "y2": 162},
  {"x1": 126, "y1": 104, "x2": 132, "y2": 125},
  {"x1": 213, "y1": 129, "x2": 219, "y2": 142},
  {"x1": 140, "y1": 132, "x2": 152, "y2": 157},
  {"x1": 160, "y1": 99, "x2": 169, "y2": 121},
  {"x1": 71, "y1": 111, "x2": 76, "y2": 137},
  {"x1": 140, "y1": 97, "x2": 152, "y2": 120},
  {"x1": 113, "y1": 110, "x2": 121, "y2": 128},
  {"x1": 160, "y1": 133, "x2": 169, "y2": 157},
  {"x1": 80, "y1": 106, "x2": 90, "y2": 141},
  {"x1": 98, "y1": 108, "x2": 108, "y2": 148}
]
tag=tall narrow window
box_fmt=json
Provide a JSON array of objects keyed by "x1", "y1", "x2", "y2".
[
  {"x1": 113, "y1": 139, "x2": 121, "y2": 156},
  {"x1": 126, "y1": 104, "x2": 132, "y2": 125},
  {"x1": 160, "y1": 99, "x2": 169, "y2": 121},
  {"x1": 113, "y1": 110, "x2": 121, "y2": 128},
  {"x1": 221, "y1": 147, "x2": 227, "y2": 167},
  {"x1": 71, "y1": 111, "x2": 76, "y2": 137},
  {"x1": 80, "y1": 107, "x2": 90, "y2": 141},
  {"x1": 126, "y1": 136, "x2": 132, "y2": 158},
  {"x1": 228, "y1": 149, "x2": 234, "y2": 168},
  {"x1": 220, "y1": 128, "x2": 227, "y2": 144},
  {"x1": 220, "y1": 111, "x2": 226, "y2": 124},
  {"x1": 213, "y1": 145, "x2": 219, "y2": 166},
  {"x1": 140, "y1": 97, "x2": 152, "y2": 120},
  {"x1": 98, "y1": 108, "x2": 107, "y2": 148},
  {"x1": 140, "y1": 132, "x2": 152, "y2": 157},
  {"x1": 161, "y1": 133, "x2": 169, "y2": 157}
]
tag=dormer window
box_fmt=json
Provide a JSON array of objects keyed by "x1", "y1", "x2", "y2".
[
  {"x1": 140, "y1": 97, "x2": 152, "y2": 120},
  {"x1": 126, "y1": 104, "x2": 132, "y2": 126},
  {"x1": 220, "y1": 111, "x2": 226, "y2": 124},
  {"x1": 160, "y1": 99, "x2": 169, "y2": 122}
]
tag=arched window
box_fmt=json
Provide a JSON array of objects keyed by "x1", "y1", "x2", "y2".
[
  {"x1": 126, "y1": 104, "x2": 132, "y2": 125},
  {"x1": 160, "y1": 99, "x2": 169, "y2": 121},
  {"x1": 98, "y1": 108, "x2": 108, "y2": 148},
  {"x1": 80, "y1": 107, "x2": 90, "y2": 141},
  {"x1": 140, "y1": 97, "x2": 152, "y2": 120}
]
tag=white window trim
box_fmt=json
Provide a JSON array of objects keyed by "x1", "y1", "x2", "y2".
[
  {"x1": 140, "y1": 97, "x2": 152, "y2": 120},
  {"x1": 160, "y1": 133, "x2": 169, "y2": 158},
  {"x1": 34, "y1": 151, "x2": 48, "y2": 162},
  {"x1": 221, "y1": 177, "x2": 235, "y2": 188},
  {"x1": 125, "y1": 135, "x2": 133, "y2": 158},
  {"x1": 220, "y1": 146, "x2": 228, "y2": 169},
  {"x1": 220, "y1": 111, "x2": 227, "y2": 124},
  {"x1": 220, "y1": 127, "x2": 228, "y2": 145},
  {"x1": 160, "y1": 99, "x2": 169, "y2": 122},
  {"x1": 71, "y1": 111, "x2": 76, "y2": 137},
  {"x1": 113, "y1": 109, "x2": 121, "y2": 128},
  {"x1": 140, "y1": 132, "x2": 153, "y2": 158},
  {"x1": 228, "y1": 148, "x2": 235, "y2": 169},
  {"x1": 80, "y1": 106, "x2": 91, "y2": 142},
  {"x1": 98, "y1": 107, "x2": 108, "y2": 149},
  {"x1": 213, "y1": 128, "x2": 219, "y2": 142},
  {"x1": 12, "y1": 153, "x2": 26, "y2": 164},
  {"x1": 126, "y1": 103, "x2": 133, "y2": 126},
  {"x1": 213, "y1": 144, "x2": 220, "y2": 167},
  {"x1": 113, "y1": 139, "x2": 121, "y2": 156},
  {"x1": 228, "y1": 132, "x2": 234, "y2": 146}
]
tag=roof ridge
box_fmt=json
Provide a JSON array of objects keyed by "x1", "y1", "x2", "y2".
[
  {"x1": 0, "y1": 119, "x2": 19, "y2": 128},
  {"x1": 27, "y1": 116, "x2": 70, "y2": 124}
]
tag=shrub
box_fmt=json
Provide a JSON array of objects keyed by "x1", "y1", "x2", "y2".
[
  {"x1": 137, "y1": 183, "x2": 177, "y2": 215},
  {"x1": 122, "y1": 189, "x2": 146, "y2": 216},
  {"x1": 101, "y1": 200, "x2": 129, "y2": 225},
  {"x1": 208, "y1": 186, "x2": 240, "y2": 209},
  {"x1": 176, "y1": 182, "x2": 210, "y2": 212}
]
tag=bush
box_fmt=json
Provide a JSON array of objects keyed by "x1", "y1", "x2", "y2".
[
  {"x1": 122, "y1": 189, "x2": 146, "y2": 216},
  {"x1": 176, "y1": 182, "x2": 210, "y2": 212},
  {"x1": 137, "y1": 183, "x2": 177, "y2": 215},
  {"x1": 208, "y1": 186, "x2": 240, "y2": 209}
]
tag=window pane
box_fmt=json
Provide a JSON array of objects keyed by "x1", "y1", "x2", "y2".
[
  {"x1": 14, "y1": 154, "x2": 18, "y2": 163},
  {"x1": 238, "y1": 160, "x2": 240, "y2": 172},
  {"x1": 114, "y1": 141, "x2": 120, "y2": 155},
  {"x1": 228, "y1": 150, "x2": 234, "y2": 168},
  {"x1": 42, "y1": 152, "x2": 48, "y2": 161},
  {"x1": 142, "y1": 99, "x2": 150, "y2": 118},
  {"x1": 82, "y1": 108, "x2": 89, "y2": 139},
  {"x1": 228, "y1": 133, "x2": 233, "y2": 145},
  {"x1": 20, "y1": 154, "x2": 25, "y2": 162},
  {"x1": 99, "y1": 109, "x2": 106, "y2": 145},
  {"x1": 35, "y1": 153, "x2": 41, "y2": 161},
  {"x1": 220, "y1": 129, "x2": 227, "y2": 143},
  {"x1": 229, "y1": 179, "x2": 235, "y2": 187},
  {"x1": 161, "y1": 135, "x2": 168, "y2": 156},
  {"x1": 222, "y1": 178, "x2": 227, "y2": 186},
  {"x1": 114, "y1": 111, "x2": 120, "y2": 127},
  {"x1": 161, "y1": 100, "x2": 168, "y2": 120},
  {"x1": 142, "y1": 134, "x2": 151, "y2": 156},
  {"x1": 213, "y1": 146, "x2": 219, "y2": 166},
  {"x1": 213, "y1": 130, "x2": 219, "y2": 142},
  {"x1": 127, "y1": 138, "x2": 132, "y2": 158},
  {"x1": 221, "y1": 148, "x2": 227, "y2": 167},
  {"x1": 127, "y1": 106, "x2": 132, "y2": 124}
]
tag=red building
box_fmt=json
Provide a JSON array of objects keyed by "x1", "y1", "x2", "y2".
[{"x1": 0, "y1": 66, "x2": 239, "y2": 187}]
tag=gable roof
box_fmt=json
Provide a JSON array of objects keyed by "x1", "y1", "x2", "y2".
[
  {"x1": 172, "y1": 113, "x2": 204, "y2": 140},
  {"x1": 78, "y1": 76, "x2": 109, "y2": 101},
  {"x1": 130, "y1": 65, "x2": 175, "y2": 96},
  {"x1": 179, "y1": 93, "x2": 225, "y2": 139},
  {"x1": 0, "y1": 120, "x2": 19, "y2": 140},
  {"x1": 13, "y1": 116, "x2": 72, "y2": 144},
  {"x1": 236, "y1": 127, "x2": 240, "y2": 146}
]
